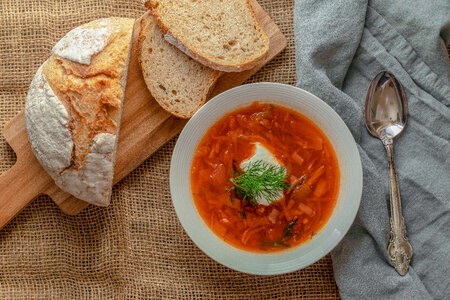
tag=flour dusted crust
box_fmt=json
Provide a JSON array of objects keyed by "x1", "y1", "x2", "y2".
[
  {"x1": 25, "y1": 66, "x2": 73, "y2": 173},
  {"x1": 56, "y1": 133, "x2": 117, "y2": 206},
  {"x1": 52, "y1": 18, "x2": 121, "y2": 65},
  {"x1": 25, "y1": 68, "x2": 117, "y2": 206},
  {"x1": 25, "y1": 18, "x2": 134, "y2": 206}
]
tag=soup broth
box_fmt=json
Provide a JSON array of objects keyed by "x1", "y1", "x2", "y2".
[{"x1": 190, "y1": 102, "x2": 340, "y2": 252}]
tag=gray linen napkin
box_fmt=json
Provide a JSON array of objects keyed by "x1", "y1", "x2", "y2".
[{"x1": 293, "y1": 1, "x2": 450, "y2": 299}]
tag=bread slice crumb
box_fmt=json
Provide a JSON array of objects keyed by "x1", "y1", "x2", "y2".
[{"x1": 138, "y1": 13, "x2": 221, "y2": 118}]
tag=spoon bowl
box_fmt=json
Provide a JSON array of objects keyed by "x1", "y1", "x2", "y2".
[{"x1": 365, "y1": 72, "x2": 408, "y2": 141}]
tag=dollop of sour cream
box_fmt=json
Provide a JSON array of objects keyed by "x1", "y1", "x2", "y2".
[{"x1": 240, "y1": 143, "x2": 285, "y2": 206}]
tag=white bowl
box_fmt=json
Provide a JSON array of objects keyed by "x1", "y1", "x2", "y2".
[{"x1": 170, "y1": 83, "x2": 362, "y2": 275}]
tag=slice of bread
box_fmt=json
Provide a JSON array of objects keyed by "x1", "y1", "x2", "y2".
[
  {"x1": 144, "y1": 0, "x2": 269, "y2": 72},
  {"x1": 138, "y1": 13, "x2": 221, "y2": 118}
]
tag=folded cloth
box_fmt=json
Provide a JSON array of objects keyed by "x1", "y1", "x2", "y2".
[{"x1": 293, "y1": 0, "x2": 450, "y2": 299}]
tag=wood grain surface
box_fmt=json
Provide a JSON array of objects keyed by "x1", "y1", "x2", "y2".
[{"x1": 0, "y1": 0, "x2": 287, "y2": 229}]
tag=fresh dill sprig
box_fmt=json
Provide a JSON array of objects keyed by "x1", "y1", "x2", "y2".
[{"x1": 229, "y1": 160, "x2": 291, "y2": 205}]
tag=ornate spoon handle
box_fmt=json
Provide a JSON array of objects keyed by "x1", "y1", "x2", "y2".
[{"x1": 383, "y1": 138, "x2": 413, "y2": 275}]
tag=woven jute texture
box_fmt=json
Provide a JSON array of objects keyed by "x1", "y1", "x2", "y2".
[{"x1": 0, "y1": 0, "x2": 340, "y2": 299}]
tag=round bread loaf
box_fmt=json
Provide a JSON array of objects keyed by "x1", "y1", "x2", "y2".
[{"x1": 25, "y1": 18, "x2": 134, "y2": 206}]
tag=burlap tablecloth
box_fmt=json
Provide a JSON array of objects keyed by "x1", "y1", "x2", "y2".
[{"x1": 0, "y1": 0, "x2": 340, "y2": 298}]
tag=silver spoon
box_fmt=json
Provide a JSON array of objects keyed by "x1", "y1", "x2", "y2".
[{"x1": 364, "y1": 71, "x2": 413, "y2": 276}]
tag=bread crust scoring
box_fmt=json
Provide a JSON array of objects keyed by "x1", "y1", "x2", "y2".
[
  {"x1": 25, "y1": 18, "x2": 134, "y2": 206},
  {"x1": 25, "y1": 66, "x2": 118, "y2": 206}
]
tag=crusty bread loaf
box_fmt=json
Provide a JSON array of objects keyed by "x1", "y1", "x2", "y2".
[
  {"x1": 144, "y1": 0, "x2": 269, "y2": 72},
  {"x1": 25, "y1": 18, "x2": 134, "y2": 206},
  {"x1": 137, "y1": 13, "x2": 221, "y2": 118}
]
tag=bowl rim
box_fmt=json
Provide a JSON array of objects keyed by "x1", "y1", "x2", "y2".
[{"x1": 170, "y1": 82, "x2": 362, "y2": 275}]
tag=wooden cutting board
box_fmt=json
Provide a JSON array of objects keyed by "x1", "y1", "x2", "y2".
[{"x1": 0, "y1": 0, "x2": 287, "y2": 230}]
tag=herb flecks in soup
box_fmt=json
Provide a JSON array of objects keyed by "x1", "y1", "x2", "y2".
[{"x1": 190, "y1": 102, "x2": 340, "y2": 252}]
